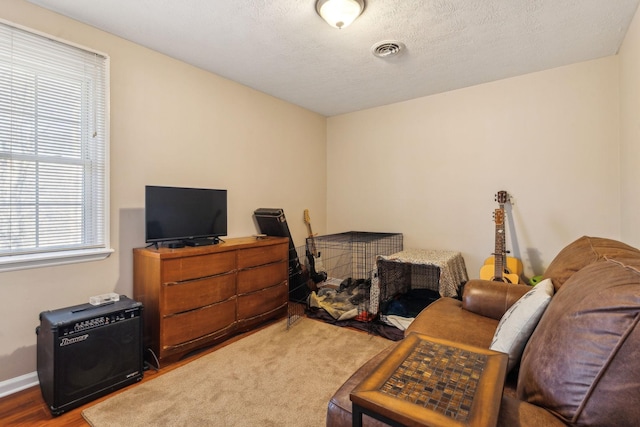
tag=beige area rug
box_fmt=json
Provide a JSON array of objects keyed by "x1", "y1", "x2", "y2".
[{"x1": 82, "y1": 318, "x2": 392, "y2": 426}]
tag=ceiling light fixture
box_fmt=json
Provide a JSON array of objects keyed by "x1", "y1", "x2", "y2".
[{"x1": 316, "y1": 0, "x2": 365, "y2": 29}]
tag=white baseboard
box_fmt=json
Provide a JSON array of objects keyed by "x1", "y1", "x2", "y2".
[{"x1": 0, "y1": 372, "x2": 39, "y2": 398}]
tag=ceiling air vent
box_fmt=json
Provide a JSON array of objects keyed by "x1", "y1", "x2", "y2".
[{"x1": 371, "y1": 41, "x2": 405, "y2": 58}]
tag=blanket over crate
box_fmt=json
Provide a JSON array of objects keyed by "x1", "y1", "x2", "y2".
[{"x1": 377, "y1": 248, "x2": 469, "y2": 298}]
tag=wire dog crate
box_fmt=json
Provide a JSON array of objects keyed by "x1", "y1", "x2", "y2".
[
  {"x1": 303, "y1": 231, "x2": 403, "y2": 320},
  {"x1": 376, "y1": 249, "x2": 469, "y2": 318},
  {"x1": 377, "y1": 260, "x2": 441, "y2": 301},
  {"x1": 312, "y1": 232, "x2": 402, "y2": 279}
]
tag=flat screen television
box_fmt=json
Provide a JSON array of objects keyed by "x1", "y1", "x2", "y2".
[{"x1": 145, "y1": 185, "x2": 227, "y2": 247}]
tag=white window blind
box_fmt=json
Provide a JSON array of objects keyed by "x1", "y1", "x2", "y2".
[{"x1": 0, "y1": 21, "x2": 112, "y2": 271}]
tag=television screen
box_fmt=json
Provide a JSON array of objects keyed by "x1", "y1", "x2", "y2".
[{"x1": 145, "y1": 186, "x2": 227, "y2": 244}]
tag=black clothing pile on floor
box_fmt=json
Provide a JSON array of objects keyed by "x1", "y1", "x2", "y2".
[{"x1": 379, "y1": 288, "x2": 440, "y2": 318}]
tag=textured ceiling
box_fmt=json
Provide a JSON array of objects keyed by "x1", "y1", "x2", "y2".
[{"x1": 27, "y1": 0, "x2": 640, "y2": 116}]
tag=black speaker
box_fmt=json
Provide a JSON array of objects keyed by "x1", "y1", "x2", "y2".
[
  {"x1": 36, "y1": 296, "x2": 144, "y2": 416},
  {"x1": 254, "y1": 208, "x2": 310, "y2": 302}
]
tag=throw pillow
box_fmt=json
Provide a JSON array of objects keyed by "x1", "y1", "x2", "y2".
[{"x1": 489, "y1": 279, "x2": 554, "y2": 372}]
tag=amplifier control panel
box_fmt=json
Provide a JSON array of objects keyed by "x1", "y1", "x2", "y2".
[{"x1": 60, "y1": 307, "x2": 140, "y2": 336}]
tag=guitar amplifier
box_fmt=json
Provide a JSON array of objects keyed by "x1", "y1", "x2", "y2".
[
  {"x1": 36, "y1": 296, "x2": 143, "y2": 415},
  {"x1": 254, "y1": 208, "x2": 310, "y2": 302}
]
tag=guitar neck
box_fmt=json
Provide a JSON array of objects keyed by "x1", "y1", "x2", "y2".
[
  {"x1": 493, "y1": 207, "x2": 506, "y2": 280},
  {"x1": 303, "y1": 210, "x2": 319, "y2": 257},
  {"x1": 494, "y1": 225, "x2": 505, "y2": 279},
  {"x1": 307, "y1": 228, "x2": 318, "y2": 256}
]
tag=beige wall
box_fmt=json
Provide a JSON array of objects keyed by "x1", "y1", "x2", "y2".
[
  {"x1": 0, "y1": 0, "x2": 327, "y2": 383},
  {"x1": 327, "y1": 56, "x2": 621, "y2": 279},
  {"x1": 620, "y1": 4, "x2": 640, "y2": 248}
]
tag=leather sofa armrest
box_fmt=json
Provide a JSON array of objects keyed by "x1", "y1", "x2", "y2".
[
  {"x1": 462, "y1": 280, "x2": 531, "y2": 321},
  {"x1": 498, "y1": 396, "x2": 567, "y2": 427}
]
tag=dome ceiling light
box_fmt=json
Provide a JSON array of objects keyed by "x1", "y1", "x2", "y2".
[{"x1": 316, "y1": 0, "x2": 365, "y2": 29}]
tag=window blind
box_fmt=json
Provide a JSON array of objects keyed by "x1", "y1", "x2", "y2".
[{"x1": 0, "y1": 21, "x2": 110, "y2": 265}]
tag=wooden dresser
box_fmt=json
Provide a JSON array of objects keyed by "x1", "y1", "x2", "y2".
[{"x1": 133, "y1": 236, "x2": 289, "y2": 364}]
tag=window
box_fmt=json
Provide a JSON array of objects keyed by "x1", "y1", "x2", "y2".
[{"x1": 0, "y1": 20, "x2": 112, "y2": 272}]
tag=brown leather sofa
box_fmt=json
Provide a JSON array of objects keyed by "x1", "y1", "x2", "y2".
[{"x1": 326, "y1": 236, "x2": 640, "y2": 426}]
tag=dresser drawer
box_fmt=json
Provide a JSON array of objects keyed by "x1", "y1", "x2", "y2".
[
  {"x1": 162, "y1": 298, "x2": 236, "y2": 348},
  {"x1": 237, "y1": 260, "x2": 287, "y2": 294},
  {"x1": 161, "y1": 272, "x2": 236, "y2": 314},
  {"x1": 236, "y1": 243, "x2": 287, "y2": 269},
  {"x1": 237, "y1": 282, "x2": 288, "y2": 320},
  {"x1": 162, "y1": 251, "x2": 236, "y2": 282}
]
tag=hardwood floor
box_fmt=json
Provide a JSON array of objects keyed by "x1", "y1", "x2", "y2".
[{"x1": 0, "y1": 316, "x2": 294, "y2": 426}]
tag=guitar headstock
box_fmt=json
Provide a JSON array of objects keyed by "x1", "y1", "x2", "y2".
[
  {"x1": 495, "y1": 190, "x2": 509, "y2": 206},
  {"x1": 493, "y1": 208, "x2": 504, "y2": 226},
  {"x1": 303, "y1": 209, "x2": 310, "y2": 225}
]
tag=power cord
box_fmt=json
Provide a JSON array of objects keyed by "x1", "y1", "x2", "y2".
[{"x1": 144, "y1": 347, "x2": 160, "y2": 371}]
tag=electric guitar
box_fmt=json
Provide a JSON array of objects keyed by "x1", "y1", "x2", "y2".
[
  {"x1": 303, "y1": 209, "x2": 327, "y2": 284},
  {"x1": 479, "y1": 191, "x2": 523, "y2": 284}
]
